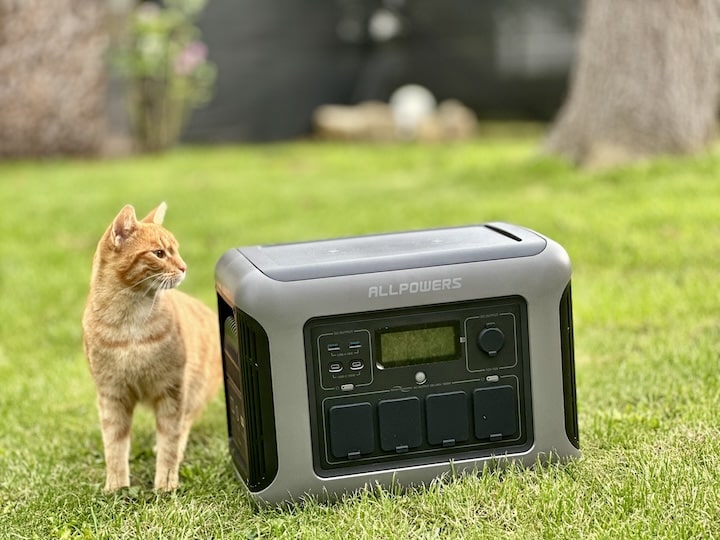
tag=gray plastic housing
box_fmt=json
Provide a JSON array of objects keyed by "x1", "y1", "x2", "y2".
[{"x1": 215, "y1": 222, "x2": 579, "y2": 504}]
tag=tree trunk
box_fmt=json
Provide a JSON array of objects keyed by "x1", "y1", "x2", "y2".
[{"x1": 544, "y1": 0, "x2": 719, "y2": 168}]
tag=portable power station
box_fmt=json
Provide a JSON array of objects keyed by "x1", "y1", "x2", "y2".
[{"x1": 215, "y1": 222, "x2": 578, "y2": 504}]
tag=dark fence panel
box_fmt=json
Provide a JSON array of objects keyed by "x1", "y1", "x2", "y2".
[{"x1": 183, "y1": 0, "x2": 579, "y2": 142}]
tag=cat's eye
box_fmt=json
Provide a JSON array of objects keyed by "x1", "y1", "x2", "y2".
[{"x1": 153, "y1": 250, "x2": 166, "y2": 259}]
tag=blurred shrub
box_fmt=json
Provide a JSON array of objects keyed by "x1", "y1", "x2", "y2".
[{"x1": 115, "y1": 0, "x2": 216, "y2": 152}]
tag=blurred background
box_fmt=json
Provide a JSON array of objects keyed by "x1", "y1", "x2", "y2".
[
  {"x1": 1, "y1": 0, "x2": 715, "y2": 167},
  {"x1": 181, "y1": 0, "x2": 579, "y2": 142},
  {"x1": 0, "y1": 0, "x2": 580, "y2": 154}
]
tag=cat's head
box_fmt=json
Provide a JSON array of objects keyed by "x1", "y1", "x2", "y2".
[{"x1": 96, "y1": 202, "x2": 187, "y2": 292}]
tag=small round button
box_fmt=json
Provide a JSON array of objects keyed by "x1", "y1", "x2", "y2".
[
  {"x1": 478, "y1": 327, "x2": 505, "y2": 357},
  {"x1": 415, "y1": 371, "x2": 427, "y2": 385}
]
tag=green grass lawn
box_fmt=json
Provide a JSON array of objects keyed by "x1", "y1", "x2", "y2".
[{"x1": 1, "y1": 137, "x2": 720, "y2": 538}]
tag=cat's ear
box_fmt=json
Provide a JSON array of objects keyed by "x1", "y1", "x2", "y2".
[
  {"x1": 141, "y1": 202, "x2": 167, "y2": 225},
  {"x1": 111, "y1": 205, "x2": 138, "y2": 247}
]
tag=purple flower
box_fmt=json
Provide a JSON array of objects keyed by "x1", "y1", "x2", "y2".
[{"x1": 173, "y1": 41, "x2": 208, "y2": 76}]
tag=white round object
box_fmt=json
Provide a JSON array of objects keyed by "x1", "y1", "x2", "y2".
[{"x1": 389, "y1": 84, "x2": 437, "y2": 139}]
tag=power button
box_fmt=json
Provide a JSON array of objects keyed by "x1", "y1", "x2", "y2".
[{"x1": 478, "y1": 326, "x2": 505, "y2": 357}]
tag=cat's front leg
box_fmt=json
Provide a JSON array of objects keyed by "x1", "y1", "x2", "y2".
[
  {"x1": 153, "y1": 394, "x2": 183, "y2": 491},
  {"x1": 97, "y1": 394, "x2": 133, "y2": 492}
]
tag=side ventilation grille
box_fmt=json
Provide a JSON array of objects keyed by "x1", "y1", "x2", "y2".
[
  {"x1": 218, "y1": 294, "x2": 278, "y2": 492},
  {"x1": 559, "y1": 283, "x2": 579, "y2": 449}
]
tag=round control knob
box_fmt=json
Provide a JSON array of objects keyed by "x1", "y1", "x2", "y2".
[{"x1": 478, "y1": 327, "x2": 505, "y2": 357}]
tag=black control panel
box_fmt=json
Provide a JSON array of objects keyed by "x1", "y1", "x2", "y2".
[{"x1": 304, "y1": 296, "x2": 533, "y2": 476}]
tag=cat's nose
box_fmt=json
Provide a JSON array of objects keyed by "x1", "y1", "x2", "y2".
[{"x1": 178, "y1": 264, "x2": 187, "y2": 273}]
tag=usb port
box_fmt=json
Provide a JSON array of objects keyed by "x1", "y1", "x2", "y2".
[
  {"x1": 350, "y1": 359, "x2": 364, "y2": 371},
  {"x1": 348, "y1": 340, "x2": 362, "y2": 349},
  {"x1": 327, "y1": 343, "x2": 341, "y2": 352},
  {"x1": 329, "y1": 362, "x2": 343, "y2": 373}
]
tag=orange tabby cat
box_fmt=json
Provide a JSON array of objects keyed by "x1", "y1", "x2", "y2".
[{"x1": 82, "y1": 202, "x2": 222, "y2": 492}]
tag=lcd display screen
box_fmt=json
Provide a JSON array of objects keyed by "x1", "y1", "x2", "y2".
[{"x1": 378, "y1": 323, "x2": 460, "y2": 368}]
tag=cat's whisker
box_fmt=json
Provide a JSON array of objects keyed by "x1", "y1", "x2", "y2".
[
  {"x1": 143, "y1": 275, "x2": 176, "y2": 322},
  {"x1": 145, "y1": 287, "x2": 162, "y2": 322},
  {"x1": 122, "y1": 272, "x2": 165, "y2": 292},
  {"x1": 140, "y1": 276, "x2": 162, "y2": 300}
]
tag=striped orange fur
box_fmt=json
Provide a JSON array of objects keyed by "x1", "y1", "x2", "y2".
[{"x1": 82, "y1": 203, "x2": 222, "y2": 492}]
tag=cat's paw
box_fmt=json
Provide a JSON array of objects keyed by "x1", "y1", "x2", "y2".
[
  {"x1": 154, "y1": 481, "x2": 179, "y2": 492},
  {"x1": 154, "y1": 471, "x2": 179, "y2": 492},
  {"x1": 104, "y1": 479, "x2": 130, "y2": 492}
]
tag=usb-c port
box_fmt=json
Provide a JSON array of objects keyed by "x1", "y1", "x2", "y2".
[
  {"x1": 350, "y1": 360, "x2": 364, "y2": 371},
  {"x1": 329, "y1": 362, "x2": 343, "y2": 373}
]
